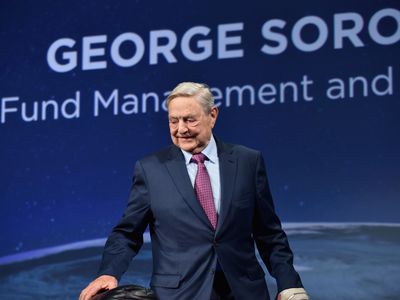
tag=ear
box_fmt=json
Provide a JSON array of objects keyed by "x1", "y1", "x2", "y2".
[{"x1": 209, "y1": 106, "x2": 218, "y2": 128}]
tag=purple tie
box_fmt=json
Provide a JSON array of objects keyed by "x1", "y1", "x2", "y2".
[{"x1": 191, "y1": 153, "x2": 218, "y2": 230}]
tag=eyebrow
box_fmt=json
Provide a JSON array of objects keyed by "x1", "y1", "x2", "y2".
[{"x1": 169, "y1": 114, "x2": 197, "y2": 119}]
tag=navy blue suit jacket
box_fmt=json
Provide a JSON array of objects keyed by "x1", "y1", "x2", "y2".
[{"x1": 98, "y1": 139, "x2": 303, "y2": 299}]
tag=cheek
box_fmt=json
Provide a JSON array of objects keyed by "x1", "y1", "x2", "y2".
[
  {"x1": 190, "y1": 124, "x2": 202, "y2": 134},
  {"x1": 169, "y1": 126, "x2": 176, "y2": 135}
]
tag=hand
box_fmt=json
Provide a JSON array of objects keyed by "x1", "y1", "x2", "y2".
[
  {"x1": 277, "y1": 288, "x2": 309, "y2": 300},
  {"x1": 79, "y1": 275, "x2": 118, "y2": 300}
]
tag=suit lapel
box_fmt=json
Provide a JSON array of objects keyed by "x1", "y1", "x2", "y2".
[
  {"x1": 164, "y1": 146, "x2": 213, "y2": 229},
  {"x1": 216, "y1": 140, "x2": 237, "y2": 234}
]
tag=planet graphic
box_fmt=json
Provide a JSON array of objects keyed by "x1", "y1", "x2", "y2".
[{"x1": 0, "y1": 223, "x2": 399, "y2": 300}]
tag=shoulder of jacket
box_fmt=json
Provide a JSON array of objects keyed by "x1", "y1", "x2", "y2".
[
  {"x1": 138, "y1": 144, "x2": 176, "y2": 165},
  {"x1": 219, "y1": 140, "x2": 260, "y2": 157}
]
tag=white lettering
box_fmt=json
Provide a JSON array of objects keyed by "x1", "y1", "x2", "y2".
[
  {"x1": 47, "y1": 38, "x2": 77, "y2": 72},
  {"x1": 218, "y1": 23, "x2": 244, "y2": 59},
  {"x1": 141, "y1": 92, "x2": 159, "y2": 113},
  {"x1": 149, "y1": 30, "x2": 178, "y2": 65},
  {"x1": 292, "y1": 16, "x2": 328, "y2": 52},
  {"x1": 210, "y1": 87, "x2": 223, "y2": 107},
  {"x1": 21, "y1": 101, "x2": 38, "y2": 122},
  {"x1": 181, "y1": 26, "x2": 212, "y2": 61},
  {"x1": 371, "y1": 66, "x2": 393, "y2": 96},
  {"x1": 1, "y1": 97, "x2": 19, "y2": 123},
  {"x1": 225, "y1": 85, "x2": 255, "y2": 107},
  {"x1": 327, "y1": 79, "x2": 345, "y2": 99},
  {"x1": 61, "y1": 91, "x2": 80, "y2": 119},
  {"x1": 41, "y1": 100, "x2": 59, "y2": 120},
  {"x1": 301, "y1": 75, "x2": 314, "y2": 101},
  {"x1": 334, "y1": 12, "x2": 364, "y2": 48},
  {"x1": 111, "y1": 33, "x2": 145, "y2": 67},
  {"x1": 94, "y1": 89, "x2": 118, "y2": 116},
  {"x1": 82, "y1": 35, "x2": 107, "y2": 70},
  {"x1": 369, "y1": 8, "x2": 400, "y2": 45},
  {"x1": 261, "y1": 19, "x2": 287, "y2": 55},
  {"x1": 258, "y1": 84, "x2": 277, "y2": 104},
  {"x1": 121, "y1": 94, "x2": 139, "y2": 114}
]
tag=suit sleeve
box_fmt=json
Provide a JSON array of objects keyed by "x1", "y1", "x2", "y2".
[
  {"x1": 252, "y1": 152, "x2": 303, "y2": 292},
  {"x1": 97, "y1": 160, "x2": 152, "y2": 280}
]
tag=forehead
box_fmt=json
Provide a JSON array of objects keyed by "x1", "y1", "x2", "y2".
[{"x1": 168, "y1": 96, "x2": 204, "y2": 116}]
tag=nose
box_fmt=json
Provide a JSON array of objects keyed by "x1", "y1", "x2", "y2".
[{"x1": 177, "y1": 119, "x2": 188, "y2": 134}]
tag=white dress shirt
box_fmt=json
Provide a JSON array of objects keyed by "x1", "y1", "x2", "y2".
[{"x1": 181, "y1": 135, "x2": 221, "y2": 214}]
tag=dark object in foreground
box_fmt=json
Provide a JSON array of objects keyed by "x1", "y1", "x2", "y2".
[{"x1": 91, "y1": 285, "x2": 157, "y2": 300}]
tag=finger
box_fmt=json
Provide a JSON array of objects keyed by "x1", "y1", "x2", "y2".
[
  {"x1": 79, "y1": 289, "x2": 92, "y2": 300},
  {"x1": 79, "y1": 276, "x2": 118, "y2": 300},
  {"x1": 85, "y1": 280, "x2": 117, "y2": 300},
  {"x1": 79, "y1": 287, "x2": 91, "y2": 300},
  {"x1": 290, "y1": 294, "x2": 309, "y2": 300},
  {"x1": 108, "y1": 280, "x2": 118, "y2": 289},
  {"x1": 80, "y1": 283, "x2": 101, "y2": 300}
]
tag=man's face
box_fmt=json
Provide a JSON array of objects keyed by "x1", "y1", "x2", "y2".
[{"x1": 168, "y1": 96, "x2": 218, "y2": 154}]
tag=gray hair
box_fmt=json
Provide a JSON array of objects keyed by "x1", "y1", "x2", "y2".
[{"x1": 167, "y1": 82, "x2": 214, "y2": 113}]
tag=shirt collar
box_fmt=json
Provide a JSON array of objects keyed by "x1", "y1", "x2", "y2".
[{"x1": 181, "y1": 135, "x2": 218, "y2": 165}]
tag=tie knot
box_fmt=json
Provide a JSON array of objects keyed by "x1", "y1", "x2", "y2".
[{"x1": 191, "y1": 153, "x2": 207, "y2": 164}]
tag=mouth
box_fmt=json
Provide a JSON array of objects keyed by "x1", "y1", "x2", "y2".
[{"x1": 176, "y1": 136, "x2": 195, "y2": 144}]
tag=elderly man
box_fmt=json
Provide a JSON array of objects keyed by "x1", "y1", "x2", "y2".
[{"x1": 80, "y1": 82, "x2": 308, "y2": 300}]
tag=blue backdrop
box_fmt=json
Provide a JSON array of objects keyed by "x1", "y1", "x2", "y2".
[{"x1": 1, "y1": 0, "x2": 399, "y2": 278}]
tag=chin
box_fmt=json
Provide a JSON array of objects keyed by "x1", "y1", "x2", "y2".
[
  {"x1": 173, "y1": 138, "x2": 193, "y2": 149},
  {"x1": 180, "y1": 144, "x2": 196, "y2": 152}
]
